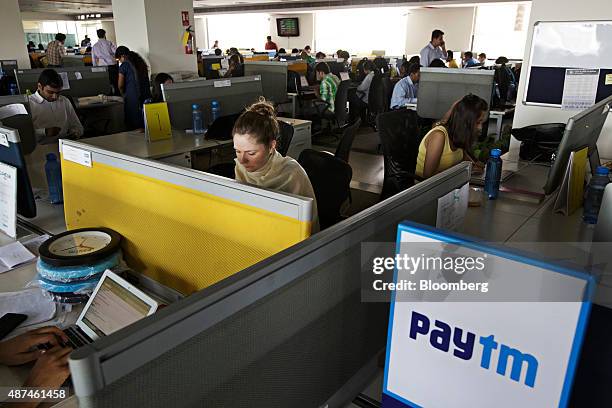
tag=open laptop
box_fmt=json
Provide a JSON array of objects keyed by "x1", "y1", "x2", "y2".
[{"x1": 63, "y1": 270, "x2": 158, "y2": 348}]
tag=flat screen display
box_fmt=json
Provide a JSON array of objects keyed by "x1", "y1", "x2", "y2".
[{"x1": 277, "y1": 18, "x2": 299, "y2": 37}]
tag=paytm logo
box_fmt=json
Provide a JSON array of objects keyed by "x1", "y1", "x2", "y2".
[{"x1": 409, "y1": 311, "x2": 539, "y2": 388}]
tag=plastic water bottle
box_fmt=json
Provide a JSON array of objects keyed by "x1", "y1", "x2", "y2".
[
  {"x1": 484, "y1": 148, "x2": 503, "y2": 200},
  {"x1": 9, "y1": 83, "x2": 17, "y2": 95},
  {"x1": 45, "y1": 153, "x2": 63, "y2": 204},
  {"x1": 211, "y1": 100, "x2": 221, "y2": 124},
  {"x1": 583, "y1": 166, "x2": 610, "y2": 224},
  {"x1": 192, "y1": 103, "x2": 204, "y2": 134}
]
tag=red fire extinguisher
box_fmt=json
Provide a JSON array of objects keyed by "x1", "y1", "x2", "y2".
[{"x1": 184, "y1": 26, "x2": 194, "y2": 55}]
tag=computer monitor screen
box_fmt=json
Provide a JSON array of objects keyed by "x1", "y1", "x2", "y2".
[
  {"x1": 82, "y1": 275, "x2": 153, "y2": 338},
  {"x1": 417, "y1": 68, "x2": 494, "y2": 120},
  {"x1": 276, "y1": 17, "x2": 300, "y2": 37},
  {"x1": 0, "y1": 95, "x2": 35, "y2": 155},
  {"x1": 0, "y1": 126, "x2": 36, "y2": 218},
  {"x1": 543, "y1": 94, "x2": 612, "y2": 195},
  {"x1": 0, "y1": 60, "x2": 18, "y2": 78}
]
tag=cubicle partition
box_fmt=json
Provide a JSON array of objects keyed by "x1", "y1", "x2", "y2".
[
  {"x1": 417, "y1": 68, "x2": 494, "y2": 120},
  {"x1": 162, "y1": 75, "x2": 264, "y2": 130},
  {"x1": 15, "y1": 66, "x2": 111, "y2": 98},
  {"x1": 244, "y1": 61, "x2": 289, "y2": 104},
  {"x1": 69, "y1": 163, "x2": 471, "y2": 408},
  {"x1": 59, "y1": 139, "x2": 314, "y2": 295}
]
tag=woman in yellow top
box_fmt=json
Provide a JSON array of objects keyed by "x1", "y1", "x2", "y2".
[{"x1": 416, "y1": 94, "x2": 488, "y2": 179}]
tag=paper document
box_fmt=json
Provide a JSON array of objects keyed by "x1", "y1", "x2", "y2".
[
  {"x1": 0, "y1": 289, "x2": 56, "y2": 328},
  {"x1": 436, "y1": 183, "x2": 469, "y2": 231},
  {"x1": 0, "y1": 241, "x2": 35, "y2": 269},
  {"x1": 606, "y1": 74, "x2": 612, "y2": 86},
  {"x1": 0, "y1": 103, "x2": 28, "y2": 121},
  {"x1": 0, "y1": 162, "x2": 17, "y2": 238},
  {"x1": 59, "y1": 72, "x2": 71, "y2": 90},
  {"x1": 562, "y1": 68, "x2": 599, "y2": 110}
]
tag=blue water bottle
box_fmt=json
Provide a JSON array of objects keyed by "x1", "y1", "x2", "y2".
[
  {"x1": 583, "y1": 166, "x2": 610, "y2": 224},
  {"x1": 211, "y1": 100, "x2": 221, "y2": 124},
  {"x1": 45, "y1": 153, "x2": 63, "y2": 204},
  {"x1": 9, "y1": 83, "x2": 17, "y2": 95},
  {"x1": 484, "y1": 148, "x2": 503, "y2": 200},
  {"x1": 192, "y1": 103, "x2": 204, "y2": 134}
]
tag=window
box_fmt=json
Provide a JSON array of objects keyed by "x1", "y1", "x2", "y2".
[
  {"x1": 472, "y1": 2, "x2": 532, "y2": 60},
  {"x1": 206, "y1": 13, "x2": 270, "y2": 50},
  {"x1": 315, "y1": 7, "x2": 408, "y2": 56}
]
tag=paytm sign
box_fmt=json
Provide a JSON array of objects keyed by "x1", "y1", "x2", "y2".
[{"x1": 383, "y1": 222, "x2": 593, "y2": 408}]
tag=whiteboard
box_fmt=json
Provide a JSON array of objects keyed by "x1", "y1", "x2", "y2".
[{"x1": 530, "y1": 21, "x2": 612, "y2": 69}]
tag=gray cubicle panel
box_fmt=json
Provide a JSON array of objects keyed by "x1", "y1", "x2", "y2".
[
  {"x1": 69, "y1": 162, "x2": 471, "y2": 408},
  {"x1": 15, "y1": 66, "x2": 111, "y2": 98},
  {"x1": 243, "y1": 61, "x2": 289, "y2": 104},
  {"x1": 0, "y1": 60, "x2": 18, "y2": 77},
  {"x1": 161, "y1": 75, "x2": 264, "y2": 130},
  {"x1": 0, "y1": 95, "x2": 36, "y2": 155},
  {"x1": 417, "y1": 68, "x2": 494, "y2": 120}
]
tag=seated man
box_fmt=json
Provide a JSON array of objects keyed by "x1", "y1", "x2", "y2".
[
  {"x1": 462, "y1": 51, "x2": 480, "y2": 68},
  {"x1": 349, "y1": 60, "x2": 375, "y2": 122},
  {"x1": 29, "y1": 69, "x2": 83, "y2": 144},
  {"x1": 315, "y1": 62, "x2": 340, "y2": 113},
  {"x1": 390, "y1": 63, "x2": 420, "y2": 109}
]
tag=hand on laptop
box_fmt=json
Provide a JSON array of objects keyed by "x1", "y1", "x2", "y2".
[
  {"x1": 0, "y1": 326, "x2": 69, "y2": 366},
  {"x1": 23, "y1": 345, "x2": 73, "y2": 390}
]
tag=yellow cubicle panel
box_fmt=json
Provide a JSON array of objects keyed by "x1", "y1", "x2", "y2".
[
  {"x1": 245, "y1": 55, "x2": 269, "y2": 62},
  {"x1": 288, "y1": 62, "x2": 307, "y2": 75},
  {"x1": 60, "y1": 141, "x2": 312, "y2": 295}
]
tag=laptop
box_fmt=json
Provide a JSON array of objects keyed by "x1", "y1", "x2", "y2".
[
  {"x1": 62, "y1": 270, "x2": 158, "y2": 348},
  {"x1": 299, "y1": 75, "x2": 309, "y2": 88}
]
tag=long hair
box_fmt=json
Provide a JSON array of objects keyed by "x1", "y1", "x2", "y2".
[
  {"x1": 440, "y1": 94, "x2": 488, "y2": 152},
  {"x1": 115, "y1": 46, "x2": 149, "y2": 81}
]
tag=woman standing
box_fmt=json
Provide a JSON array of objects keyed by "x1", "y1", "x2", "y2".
[{"x1": 115, "y1": 46, "x2": 151, "y2": 130}]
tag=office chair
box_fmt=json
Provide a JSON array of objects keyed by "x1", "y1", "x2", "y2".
[
  {"x1": 309, "y1": 80, "x2": 351, "y2": 138},
  {"x1": 366, "y1": 73, "x2": 392, "y2": 130},
  {"x1": 298, "y1": 149, "x2": 352, "y2": 230},
  {"x1": 593, "y1": 184, "x2": 612, "y2": 243},
  {"x1": 334, "y1": 118, "x2": 361, "y2": 163},
  {"x1": 277, "y1": 121, "x2": 294, "y2": 156},
  {"x1": 207, "y1": 112, "x2": 243, "y2": 140},
  {"x1": 377, "y1": 109, "x2": 423, "y2": 201}
]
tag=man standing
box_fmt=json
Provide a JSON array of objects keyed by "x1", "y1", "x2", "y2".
[
  {"x1": 265, "y1": 36, "x2": 278, "y2": 51},
  {"x1": 81, "y1": 35, "x2": 91, "y2": 47},
  {"x1": 91, "y1": 29, "x2": 118, "y2": 95},
  {"x1": 420, "y1": 29, "x2": 447, "y2": 68},
  {"x1": 29, "y1": 69, "x2": 83, "y2": 144},
  {"x1": 46, "y1": 33, "x2": 66, "y2": 68}
]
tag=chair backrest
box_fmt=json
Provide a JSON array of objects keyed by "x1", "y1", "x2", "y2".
[
  {"x1": 376, "y1": 109, "x2": 421, "y2": 200},
  {"x1": 367, "y1": 73, "x2": 387, "y2": 116},
  {"x1": 206, "y1": 112, "x2": 243, "y2": 140},
  {"x1": 333, "y1": 80, "x2": 350, "y2": 127},
  {"x1": 335, "y1": 118, "x2": 361, "y2": 163},
  {"x1": 276, "y1": 120, "x2": 294, "y2": 156},
  {"x1": 287, "y1": 70, "x2": 300, "y2": 93},
  {"x1": 381, "y1": 74, "x2": 394, "y2": 111},
  {"x1": 594, "y1": 184, "x2": 612, "y2": 242},
  {"x1": 298, "y1": 149, "x2": 352, "y2": 230}
]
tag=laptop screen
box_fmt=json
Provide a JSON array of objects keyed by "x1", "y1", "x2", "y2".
[
  {"x1": 81, "y1": 276, "x2": 153, "y2": 338},
  {"x1": 340, "y1": 72, "x2": 350, "y2": 81},
  {"x1": 300, "y1": 75, "x2": 309, "y2": 88}
]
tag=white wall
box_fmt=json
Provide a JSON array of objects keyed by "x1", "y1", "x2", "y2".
[
  {"x1": 194, "y1": 17, "x2": 208, "y2": 50},
  {"x1": 511, "y1": 0, "x2": 612, "y2": 159},
  {"x1": 113, "y1": 0, "x2": 197, "y2": 74},
  {"x1": 100, "y1": 21, "x2": 116, "y2": 44},
  {"x1": 269, "y1": 13, "x2": 314, "y2": 51},
  {"x1": 1, "y1": 0, "x2": 30, "y2": 69},
  {"x1": 405, "y1": 7, "x2": 476, "y2": 56}
]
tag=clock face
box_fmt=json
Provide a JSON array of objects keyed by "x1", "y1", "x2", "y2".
[{"x1": 48, "y1": 231, "x2": 113, "y2": 256}]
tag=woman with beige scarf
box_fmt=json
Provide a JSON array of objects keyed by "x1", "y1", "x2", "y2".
[{"x1": 233, "y1": 99, "x2": 319, "y2": 232}]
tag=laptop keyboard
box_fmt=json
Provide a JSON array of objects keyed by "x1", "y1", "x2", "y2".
[{"x1": 64, "y1": 326, "x2": 90, "y2": 348}]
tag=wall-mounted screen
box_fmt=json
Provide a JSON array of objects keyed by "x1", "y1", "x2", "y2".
[{"x1": 276, "y1": 18, "x2": 300, "y2": 37}]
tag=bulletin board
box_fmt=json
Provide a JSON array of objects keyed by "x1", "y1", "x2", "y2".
[{"x1": 524, "y1": 21, "x2": 612, "y2": 107}]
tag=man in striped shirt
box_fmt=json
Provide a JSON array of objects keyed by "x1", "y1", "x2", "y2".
[
  {"x1": 315, "y1": 62, "x2": 340, "y2": 112},
  {"x1": 46, "y1": 33, "x2": 66, "y2": 67}
]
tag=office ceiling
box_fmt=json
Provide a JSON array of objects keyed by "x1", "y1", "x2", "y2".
[{"x1": 17, "y1": 0, "x2": 510, "y2": 16}]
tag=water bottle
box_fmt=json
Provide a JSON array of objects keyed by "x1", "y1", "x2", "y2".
[
  {"x1": 45, "y1": 153, "x2": 63, "y2": 204},
  {"x1": 583, "y1": 166, "x2": 610, "y2": 224},
  {"x1": 192, "y1": 103, "x2": 204, "y2": 134},
  {"x1": 211, "y1": 100, "x2": 221, "y2": 125},
  {"x1": 484, "y1": 148, "x2": 503, "y2": 200}
]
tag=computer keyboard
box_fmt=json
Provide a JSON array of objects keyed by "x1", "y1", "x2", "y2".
[{"x1": 64, "y1": 326, "x2": 88, "y2": 348}]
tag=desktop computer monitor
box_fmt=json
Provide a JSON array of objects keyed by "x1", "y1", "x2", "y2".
[
  {"x1": 543, "y1": 94, "x2": 612, "y2": 195},
  {"x1": 417, "y1": 68, "x2": 494, "y2": 120},
  {"x1": 0, "y1": 125, "x2": 36, "y2": 218},
  {"x1": 0, "y1": 95, "x2": 35, "y2": 155},
  {"x1": 0, "y1": 60, "x2": 18, "y2": 78}
]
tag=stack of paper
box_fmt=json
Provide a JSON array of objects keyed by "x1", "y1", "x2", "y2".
[{"x1": 0, "y1": 241, "x2": 36, "y2": 273}]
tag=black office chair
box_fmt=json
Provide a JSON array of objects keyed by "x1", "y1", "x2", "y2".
[
  {"x1": 366, "y1": 73, "x2": 392, "y2": 130},
  {"x1": 334, "y1": 118, "x2": 361, "y2": 163},
  {"x1": 298, "y1": 149, "x2": 352, "y2": 230},
  {"x1": 312, "y1": 80, "x2": 351, "y2": 132},
  {"x1": 377, "y1": 109, "x2": 423, "y2": 201},
  {"x1": 277, "y1": 120, "x2": 294, "y2": 156},
  {"x1": 206, "y1": 112, "x2": 243, "y2": 140},
  {"x1": 207, "y1": 162, "x2": 236, "y2": 179}
]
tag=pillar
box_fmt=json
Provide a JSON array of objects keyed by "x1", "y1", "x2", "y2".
[
  {"x1": 111, "y1": 0, "x2": 197, "y2": 74},
  {"x1": 1, "y1": 0, "x2": 30, "y2": 70},
  {"x1": 100, "y1": 20, "x2": 117, "y2": 45}
]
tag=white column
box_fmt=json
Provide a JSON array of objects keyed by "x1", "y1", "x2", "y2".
[
  {"x1": 1, "y1": 0, "x2": 30, "y2": 70},
  {"x1": 111, "y1": 0, "x2": 197, "y2": 74}
]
